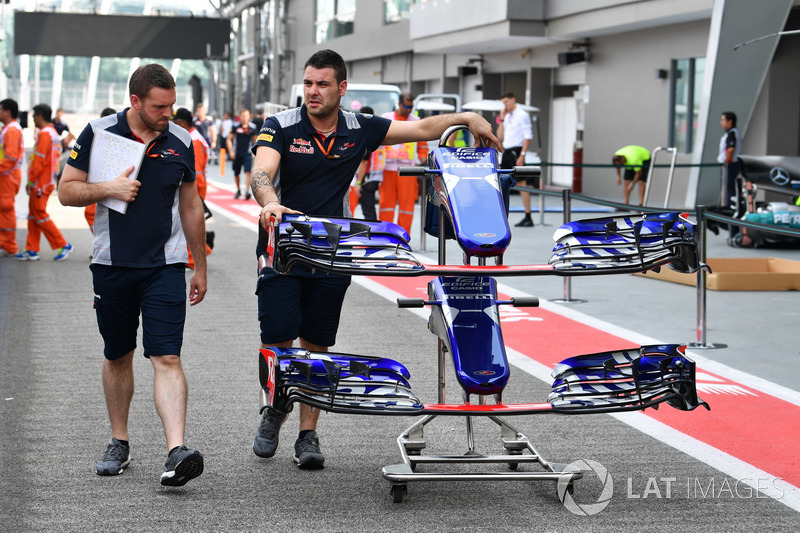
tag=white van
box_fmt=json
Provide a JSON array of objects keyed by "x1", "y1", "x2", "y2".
[{"x1": 289, "y1": 83, "x2": 401, "y2": 116}]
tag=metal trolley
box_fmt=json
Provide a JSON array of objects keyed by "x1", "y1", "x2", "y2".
[{"x1": 257, "y1": 126, "x2": 708, "y2": 504}]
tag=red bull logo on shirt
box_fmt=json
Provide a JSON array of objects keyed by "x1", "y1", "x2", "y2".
[{"x1": 290, "y1": 145, "x2": 314, "y2": 154}]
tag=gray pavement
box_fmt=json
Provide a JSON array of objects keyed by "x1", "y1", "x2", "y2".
[{"x1": 1, "y1": 161, "x2": 798, "y2": 531}]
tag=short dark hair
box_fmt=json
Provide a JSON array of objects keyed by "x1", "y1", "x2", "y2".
[
  {"x1": 32, "y1": 103, "x2": 52, "y2": 122},
  {"x1": 501, "y1": 92, "x2": 516, "y2": 100},
  {"x1": 0, "y1": 98, "x2": 19, "y2": 119},
  {"x1": 304, "y1": 49, "x2": 347, "y2": 84},
  {"x1": 722, "y1": 111, "x2": 737, "y2": 128},
  {"x1": 100, "y1": 107, "x2": 116, "y2": 117},
  {"x1": 172, "y1": 107, "x2": 193, "y2": 124},
  {"x1": 612, "y1": 155, "x2": 625, "y2": 166},
  {"x1": 129, "y1": 63, "x2": 176, "y2": 100},
  {"x1": 400, "y1": 92, "x2": 414, "y2": 104}
]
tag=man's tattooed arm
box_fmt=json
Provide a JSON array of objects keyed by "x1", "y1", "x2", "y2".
[{"x1": 250, "y1": 169, "x2": 276, "y2": 204}]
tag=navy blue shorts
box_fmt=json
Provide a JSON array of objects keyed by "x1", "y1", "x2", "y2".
[
  {"x1": 232, "y1": 152, "x2": 252, "y2": 175},
  {"x1": 91, "y1": 264, "x2": 187, "y2": 360},
  {"x1": 256, "y1": 267, "x2": 351, "y2": 347}
]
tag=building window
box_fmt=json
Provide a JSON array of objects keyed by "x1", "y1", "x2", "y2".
[
  {"x1": 315, "y1": 0, "x2": 355, "y2": 43},
  {"x1": 384, "y1": 0, "x2": 411, "y2": 24},
  {"x1": 669, "y1": 56, "x2": 705, "y2": 153}
]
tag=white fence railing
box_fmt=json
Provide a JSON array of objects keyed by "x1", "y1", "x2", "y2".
[{"x1": 10, "y1": 80, "x2": 195, "y2": 115}]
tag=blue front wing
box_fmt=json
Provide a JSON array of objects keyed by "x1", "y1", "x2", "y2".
[{"x1": 259, "y1": 344, "x2": 708, "y2": 416}]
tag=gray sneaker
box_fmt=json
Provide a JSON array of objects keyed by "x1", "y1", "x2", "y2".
[
  {"x1": 253, "y1": 408, "x2": 287, "y2": 458},
  {"x1": 293, "y1": 431, "x2": 325, "y2": 469},
  {"x1": 96, "y1": 438, "x2": 131, "y2": 476},
  {"x1": 160, "y1": 445, "x2": 204, "y2": 486}
]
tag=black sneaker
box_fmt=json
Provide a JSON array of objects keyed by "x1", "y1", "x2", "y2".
[
  {"x1": 160, "y1": 445, "x2": 204, "y2": 486},
  {"x1": 233, "y1": 190, "x2": 241, "y2": 199},
  {"x1": 293, "y1": 431, "x2": 325, "y2": 469},
  {"x1": 253, "y1": 408, "x2": 287, "y2": 458},
  {"x1": 96, "y1": 438, "x2": 131, "y2": 476},
  {"x1": 514, "y1": 216, "x2": 534, "y2": 227},
  {"x1": 244, "y1": 191, "x2": 252, "y2": 200},
  {"x1": 206, "y1": 230, "x2": 215, "y2": 250}
]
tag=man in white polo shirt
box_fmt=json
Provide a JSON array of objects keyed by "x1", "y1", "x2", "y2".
[{"x1": 497, "y1": 92, "x2": 533, "y2": 227}]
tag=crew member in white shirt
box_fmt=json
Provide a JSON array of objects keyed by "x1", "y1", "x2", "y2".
[{"x1": 497, "y1": 92, "x2": 534, "y2": 227}]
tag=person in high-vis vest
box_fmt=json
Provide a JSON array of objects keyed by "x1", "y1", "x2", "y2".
[
  {"x1": 378, "y1": 93, "x2": 429, "y2": 234},
  {"x1": 0, "y1": 98, "x2": 23, "y2": 256},
  {"x1": 612, "y1": 145, "x2": 651, "y2": 206},
  {"x1": 17, "y1": 104, "x2": 74, "y2": 261},
  {"x1": 172, "y1": 108, "x2": 213, "y2": 269}
]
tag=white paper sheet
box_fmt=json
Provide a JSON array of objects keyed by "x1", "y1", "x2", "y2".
[{"x1": 87, "y1": 129, "x2": 146, "y2": 214}]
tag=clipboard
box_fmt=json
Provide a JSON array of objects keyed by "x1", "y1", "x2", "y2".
[{"x1": 87, "y1": 129, "x2": 146, "y2": 214}]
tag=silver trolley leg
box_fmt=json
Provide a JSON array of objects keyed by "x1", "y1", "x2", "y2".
[{"x1": 382, "y1": 411, "x2": 584, "y2": 503}]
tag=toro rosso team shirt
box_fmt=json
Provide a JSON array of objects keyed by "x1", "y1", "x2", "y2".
[
  {"x1": 67, "y1": 109, "x2": 196, "y2": 267},
  {"x1": 252, "y1": 105, "x2": 391, "y2": 217}
]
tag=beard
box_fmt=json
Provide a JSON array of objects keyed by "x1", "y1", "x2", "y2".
[
  {"x1": 305, "y1": 96, "x2": 340, "y2": 119},
  {"x1": 139, "y1": 109, "x2": 169, "y2": 132}
]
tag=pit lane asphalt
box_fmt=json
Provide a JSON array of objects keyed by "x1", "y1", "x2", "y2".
[{"x1": 1, "y1": 164, "x2": 798, "y2": 532}]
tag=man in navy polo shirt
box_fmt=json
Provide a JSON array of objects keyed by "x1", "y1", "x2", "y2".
[
  {"x1": 59, "y1": 63, "x2": 207, "y2": 487},
  {"x1": 250, "y1": 48, "x2": 501, "y2": 469}
]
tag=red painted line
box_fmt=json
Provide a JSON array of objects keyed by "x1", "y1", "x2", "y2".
[
  {"x1": 206, "y1": 182, "x2": 261, "y2": 227},
  {"x1": 367, "y1": 274, "x2": 800, "y2": 489}
]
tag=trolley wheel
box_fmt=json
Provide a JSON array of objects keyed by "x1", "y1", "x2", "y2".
[
  {"x1": 390, "y1": 484, "x2": 407, "y2": 503},
  {"x1": 506, "y1": 449, "x2": 522, "y2": 470}
]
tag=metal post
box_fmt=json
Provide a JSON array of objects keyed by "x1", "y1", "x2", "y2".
[
  {"x1": 688, "y1": 206, "x2": 726, "y2": 349},
  {"x1": 538, "y1": 172, "x2": 546, "y2": 226},
  {"x1": 437, "y1": 338, "x2": 446, "y2": 403},
  {"x1": 551, "y1": 188, "x2": 586, "y2": 304},
  {"x1": 662, "y1": 148, "x2": 678, "y2": 209},
  {"x1": 419, "y1": 177, "x2": 427, "y2": 252},
  {"x1": 562, "y1": 189, "x2": 572, "y2": 301},
  {"x1": 438, "y1": 203, "x2": 447, "y2": 266},
  {"x1": 720, "y1": 162, "x2": 729, "y2": 206},
  {"x1": 643, "y1": 146, "x2": 677, "y2": 208}
]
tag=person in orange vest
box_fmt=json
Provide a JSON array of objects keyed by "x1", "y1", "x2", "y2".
[
  {"x1": 172, "y1": 107, "x2": 213, "y2": 269},
  {"x1": 348, "y1": 106, "x2": 375, "y2": 218},
  {"x1": 17, "y1": 104, "x2": 73, "y2": 261},
  {"x1": 0, "y1": 98, "x2": 23, "y2": 256},
  {"x1": 377, "y1": 93, "x2": 428, "y2": 234}
]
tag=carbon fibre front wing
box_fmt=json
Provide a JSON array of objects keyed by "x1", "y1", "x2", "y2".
[
  {"x1": 258, "y1": 345, "x2": 709, "y2": 417},
  {"x1": 258, "y1": 213, "x2": 708, "y2": 278}
]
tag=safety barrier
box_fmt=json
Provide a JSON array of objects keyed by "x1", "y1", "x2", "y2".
[
  {"x1": 514, "y1": 181, "x2": 800, "y2": 349},
  {"x1": 414, "y1": 158, "x2": 799, "y2": 347}
]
